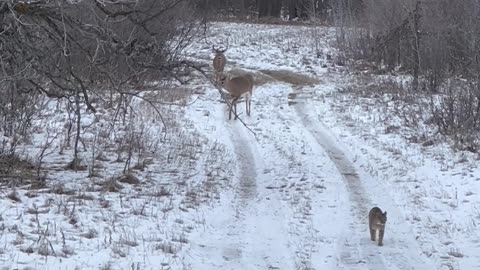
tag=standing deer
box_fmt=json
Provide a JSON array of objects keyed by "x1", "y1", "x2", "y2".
[
  {"x1": 219, "y1": 73, "x2": 254, "y2": 120},
  {"x1": 212, "y1": 45, "x2": 228, "y2": 82}
]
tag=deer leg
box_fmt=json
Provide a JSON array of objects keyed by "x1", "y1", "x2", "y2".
[
  {"x1": 234, "y1": 100, "x2": 238, "y2": 120},
  {"x1": 245, "y1": 95, "x2": 250, "y2": 116}
]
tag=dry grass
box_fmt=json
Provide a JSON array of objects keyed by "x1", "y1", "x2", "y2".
[
  {"x1": 117, "y1": 172, "x2": 141, "y2": 185},
  {"x1": 0, "y1": 155, "x2": 38, "y2": 187},
  {"x1": 0, "y1": 44, "x2": 234, "y2": 268},
  {"x1": 98, "y1": 178, "x2": 124, "y2": 192}
]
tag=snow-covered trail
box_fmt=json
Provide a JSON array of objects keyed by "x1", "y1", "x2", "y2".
[
  {"x1": 185, "y1": 74, "x2": 350, "y2": 269},
  {"x1": 183, "y1": 22, "x2": 439, "y2": 270},
  {"x1": 184, "y1": 93, "x2": 296, "y2": 269},
  {"x1": 292, "y1": 83, "x2": 435, "y2": 270},
  {"x1": 185, "y1": 68, "x2": 435, "y2": 269}
]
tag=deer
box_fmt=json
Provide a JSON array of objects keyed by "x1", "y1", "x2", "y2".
[
  {"x1": 212, "y1": 45, "x2": 228, "y2": 82},
  {"x1": 218, "y1": 73, "x2": 254, "y2": 120}
]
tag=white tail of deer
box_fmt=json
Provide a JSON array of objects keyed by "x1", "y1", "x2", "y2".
[
  {"x1": 212, "y1": 45, "x2": 228, "y2": 82},
  {"x1": 219, "y1": 73, "x2": 254, "y2": 120}
]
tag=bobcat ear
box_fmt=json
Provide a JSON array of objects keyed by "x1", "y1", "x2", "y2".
[{"x1": 384, "y1": 211, "x2": 387, "y2": 216}]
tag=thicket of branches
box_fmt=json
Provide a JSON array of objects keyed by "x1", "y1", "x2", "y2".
[
  {"x1": 337, "y1": 0, "x2": 480, "y2": 91},
  {"x1": 0, "y1": 0, "x2": 203, "y2": 179},
  {"x1": 335, "y1": 0, "x2": 480, "y2": 151}
]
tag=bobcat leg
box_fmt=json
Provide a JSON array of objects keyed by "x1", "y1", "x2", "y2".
[
  {"x1": 378, "y1": 229, "x2": 384, "y2": 246},
  {"x1": 370, "y1": 229, "x2": 376, "y2": 241}
]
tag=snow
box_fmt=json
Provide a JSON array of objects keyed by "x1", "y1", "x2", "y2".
[{"x1": 0, "y1": 21, "x2": 479, "y2": 270}]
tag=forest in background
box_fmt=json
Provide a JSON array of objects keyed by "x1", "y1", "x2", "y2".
[{"x1": 203, "y1": 0, "x2": 480, "y2": 152}]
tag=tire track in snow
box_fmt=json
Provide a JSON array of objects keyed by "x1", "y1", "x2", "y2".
[
  {"x1": 260, "y1": 68, "x2": 429, "y2": 269},
  {"x1": 227, "y1": 122, "x2": 257, "y2": 203},
  {"x1": 254, "y1": 72, "x2": 349, "y2": 270},
  {"x1": 184, "y1": 88, "x2": 294, "y2": 269},
  {"x1": 223, "y1": 80, "x2": 336, "y2": 270},
  {"x1": 292, "y1": 87, "x2": 429, "y2": 270},
  {"x1": 209, "y1": 121, "x2": 258, "y2": 268},
  {"x1": 211, "y1": 103, "x2": 294, "y2": 270},
  {"x1": 186, "y1": 95, "x2": 296, "y2": 269},
  {"x1": 293, "y1": 95, "x2": 388, "y2": 270},
  {"x1": 249, "y1": 80, "x2": 348, "y2": 270},
  {"x1": 263, "y1": 108, "x2": 319, "y2": 270}
]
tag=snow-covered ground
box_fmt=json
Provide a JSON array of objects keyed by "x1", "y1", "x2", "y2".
[{"x1": 0, "y1": 22, "x2": 478, "y2": 270}]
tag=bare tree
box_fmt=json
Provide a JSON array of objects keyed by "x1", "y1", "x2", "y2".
[
  {"x1": 337, "y1": 0, "x2": 480, "y2": 89},
  {"x1": 334, "y1": 0, "x2": 480, "y2": 149},
  {"x1": 0, "y1": 0, "x2": 203, "y2": 169}
]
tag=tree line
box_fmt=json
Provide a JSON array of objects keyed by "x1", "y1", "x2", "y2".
[
  {"x1": 197, "y1": 0, "x2": 349, "y2": 22},
  {"x1": 338, "y1": 0, "x2": 480, "y2": 92}
]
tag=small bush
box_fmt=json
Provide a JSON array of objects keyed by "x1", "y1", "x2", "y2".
[{"x1": 431, "y1": 81, "x2": 480, "y2": 152}]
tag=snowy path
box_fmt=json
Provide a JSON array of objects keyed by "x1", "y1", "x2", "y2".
[
  {"x1": 182, "y1": 22, "x2": 442, "y2": 269},
  {"x1": 185, "y1": 69, "x2": 436, "y2": 269},
  {"x1": 185, "y1": 95, "x2": 296, "y2": 269},
  {"x1": 186, "y1": 75, "x2": 347, "y2": 269},
  {"x1": 292, "y1": 84, "x2": 434, "y2": 270}
]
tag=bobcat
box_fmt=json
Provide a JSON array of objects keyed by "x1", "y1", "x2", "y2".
[{"x1": 368, "y1": 207, "x2": 387, "y2": 246}]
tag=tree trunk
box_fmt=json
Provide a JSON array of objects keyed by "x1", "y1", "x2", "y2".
[
  {"x1": 411, "y1": 1, "x2": 422, "y2": 92},
  {"x1": 236, "y1": 0, "x2": 255, "y2": 18},
  {"x1": 298, "y1": 0, "x2": 311, "y2": 20},
  {"x1": 258, "y1": 0, "x2": 282, "y2": 18},
  {"x1": 318, "y1": 0, "x2": 331, "y2": 21},
  {"x1": 288, "y1": 0, "x2": 297, "y2": 20},
  {"x1": 236, "y1": 0, "x2": 246, "y2": 17}
]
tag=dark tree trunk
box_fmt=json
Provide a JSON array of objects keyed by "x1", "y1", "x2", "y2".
[
  {"x1": 235, "y1": 0, "x2": 246, "y2": 17},
  {"x1": 288, "y1": 0, "x2": 298, "y2": 20},
  {"x1": 411, "y1": 1, "x2": 422, "y2": 92},
  {"x1": 318, "y1": 0, "x2": 332, "y2": 21},
  {"x1": 298, "y1": 0, "x2": 311, "y2": 20},
  {"x1": 288, "y1": 0, "x2": 333, "y2": 21},
  {"x1": 258, "y1": 0, "x2": 282, "y2": 18}
]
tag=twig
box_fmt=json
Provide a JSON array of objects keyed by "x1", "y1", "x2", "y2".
[{"x1": 117, "y1": 91, "x2": 168, "y2": 142}]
